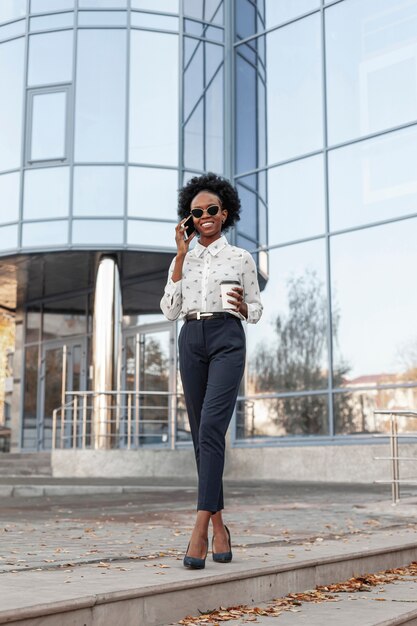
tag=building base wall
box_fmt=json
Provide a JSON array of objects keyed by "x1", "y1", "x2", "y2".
[{"x1": 51, "y1": 443, "x2": 417, "y2": 483}]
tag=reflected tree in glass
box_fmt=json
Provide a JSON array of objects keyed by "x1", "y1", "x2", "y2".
[{"x1": 250, "y1": 270, "x2": 353, "y2": 435}]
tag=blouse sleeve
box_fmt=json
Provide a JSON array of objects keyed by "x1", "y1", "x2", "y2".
[
  {"x1": 160, "y1": 257, "x2": 183, "y2": 321},
  {"x1": 241, "y1": 250, "x2": 263, "y2": 324}
]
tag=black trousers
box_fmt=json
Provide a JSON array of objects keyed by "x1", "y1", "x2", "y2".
[{"x1": 178, "y1": 315, "x2": 246, "y2": 512}]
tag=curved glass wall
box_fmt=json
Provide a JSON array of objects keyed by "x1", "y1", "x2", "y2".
[{"x1": 236, "y1": 0, "x2": 417, "y2": 441}]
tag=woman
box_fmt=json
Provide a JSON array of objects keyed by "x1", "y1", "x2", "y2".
[{"x1": 160, "y1": 173, "x2": 263, "y2": 569}]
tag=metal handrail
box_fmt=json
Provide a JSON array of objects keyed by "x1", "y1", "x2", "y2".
[
  {"x1": 373, "y1": 410, "x2": 417, "y2": 504},
  {"x1": 52, "y1": 390, "x2": 186, "y2": 451}
]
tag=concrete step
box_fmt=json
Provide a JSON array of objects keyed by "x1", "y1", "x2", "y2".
[
  {"x1": 0, "y1": 452, "x2": 52, "y2": 476},
  {"x1": 167, "y1": 577, "x2": 417, "y2": 626},
  {"x1": 0, "y1": 529, "x2": 416, "y2": 626}
]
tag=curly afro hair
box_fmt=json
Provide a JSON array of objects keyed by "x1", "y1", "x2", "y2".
[{"x1": 178, "y1": 172, "x2": 241, "y2": 232}]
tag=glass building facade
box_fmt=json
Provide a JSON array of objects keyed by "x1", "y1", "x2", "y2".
[{"x1": 0, "y1": 0, "x2": 416, "y2": 451}]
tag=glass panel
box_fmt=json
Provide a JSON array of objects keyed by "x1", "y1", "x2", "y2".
[
  {"x1": 0, "y1": 224, "x2": 18, "y2": 250},
  {"x1": 329, "y1": 125, "x2": 417, "y2": 231},
  {"x1": 205, "y1": 41, "x2": 223, "y2": 83},
  {"x1": 28, "y1": 31, "x2": 73, "y2": 86},
  {"x1": 0, "y1": 172, "x2": 20, "y2": 223},
  {"x1": 326, "y1": 0, "x2": 417, "y2": 145},
  {"x1": 30, "y1": 91, "x2": 67, "y2": 161},
  {"x1": 183, "y1": 0, "x2": 203, "y2": 20},
  {"x1": 26, "y1": 310, "x2": 41, "y2": 343},
  {"x1": 124, "y1": 335, "x2": 136, "y2": 390},
  {"x1": 331, "y1": 219, "x2": 417, "y2": 386},
  {"x1": 205, "y1": 0, "x2": 223, "y2": 24},
  {"x1": 264, "y1": 0, "x2": 319, "y2": 28},
  {"x1": 247, "y1": 239, "x2": 328, "y2": 395},
  {"x1": 0, "y1": 20, "x2": 25, "y2": 40},
  {"x1": 79, "y1": 0, "x2": 126, "y2": 6},
  {"x1": 22, "y1": 220, "x2": 68, "y2": 247},
  {"x1": 129, "y1": 31, "x2": 178, "y2": 166},
  {"x1": 22, "y1": 345, "x2": 39, "y2": 450},
  {"x1": 73, "y1": 166, "x2": 124, "y2": 216},
  {"x1": 184, "y1": 41, "x2": 203, "y2": 120},
  {"x1": 75, "y1": 29, "x2": 126, "y2": 162},
  {"x1": 72, "y1": 219, "x2": 124, "y2": 244},
  {"x1": 183, "y1": 99, "x2": 204, "y2": 171},
  {"x1": 43, "y1": 297, "x2": 87, "y2": 339},
  {"x1": 131, "y1": 0, "x2": 178, "y2": 11},
  {"x1": 43, "y1": 346, "x2": 63, "y2": 430},
  {"x1": 236, "y1": 394, "x2": 329, "y2": 438},
  {"x1": 205, "y1": 66, "x2": 223, "y2": 173},
  {"x1": 0, "y1": 1, "x2": 26, "y2": 23},
  {"x1": 139, "y1": 330, "x2": 169, "y2": 445},
  {"x1": 334, "y1": 388, "x2": 417, "y2": 436},
  {"x1": 267, "y1": 14, "x2": 323, "y2": 163},
  {"x1": 184, "y1": 19, "x2": 204, "y2": 37},
  {"x1": 131, "y1": 12, "x2": 178, "y2": 29},
  {"x1": 184, "y1": 36, "x2": 199, "y2": 67},
  {"x1": 268, "y1": 155, "x2": 325, "y2": 245},
  {"x1": 127, "y1": 219, "x2": 175, "y2": 247},
  {"x1": 236, "y1": 175, "x2": 258, "y2": 240},
  {"x1": 31, "y1": 0, "x2": 73, "y2": 11},
  {"x1": 24, "y1": 167, "x2": 69, "y2": 218},
  {"x1": 78, "y1": 11, "x2": 127, "y2": 26},
  {"x1": 235, "y1": 51, "x2": 257, "y2": 174},
  {"x1": 30, "y1": 13, "x2": 74, "y2": 30},
  {"x1": 72, "y1": 345, "x2": 82, "y2": 392},
  {"x1": 0, "y1": 38, "x2": 25, "y2": 172},
  {"x1": 205, "y1": 25, "x2": 223, "y2": 42},
  {"x1": 128, "y1": 167, "x2": 177, "y2": 219},
  {"x1": 235, "y1": 0, "x2": 256, "y2": 40}
]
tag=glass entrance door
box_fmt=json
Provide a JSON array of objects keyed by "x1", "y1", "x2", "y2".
[
  {"x1": 40, "y1": 339, "x2": 86, "y2": 449},
  {"x1": 123, "y1": 323, "x2": 174, "y2": 446}
]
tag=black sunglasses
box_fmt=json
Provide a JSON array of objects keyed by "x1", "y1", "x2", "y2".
[{"x1": 190, "y1": 205, "x2": 220, "y2": 219}]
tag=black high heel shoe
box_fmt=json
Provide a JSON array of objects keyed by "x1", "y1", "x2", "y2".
[
  {"x1": 212, "y1": 525, "x2": 232, "y2": 563},
  {"x1": 183, "y1": 537, "x2": 208, "y2": 569}
]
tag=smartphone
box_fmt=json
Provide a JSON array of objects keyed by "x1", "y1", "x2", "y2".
[{"x1": 183, "y1": 215, "x2": 196, "y2": 240}]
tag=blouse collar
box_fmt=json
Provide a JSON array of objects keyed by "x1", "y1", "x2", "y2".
[{"x1": 193, "y1": 235, "x2": 228, "y2": 258}]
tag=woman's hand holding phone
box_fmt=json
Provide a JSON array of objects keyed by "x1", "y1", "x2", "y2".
[{"x1": 175, "y1": 217, "x2": 195, "y2": 256}]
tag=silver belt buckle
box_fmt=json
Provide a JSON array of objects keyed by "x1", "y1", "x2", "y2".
[{"x1": 197, "y1": 311, "x2": 201, "y2": 320}]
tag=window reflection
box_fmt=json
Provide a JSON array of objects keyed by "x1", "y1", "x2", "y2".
[
  {"x1": 129, "y1": 31, "x2": 178, "y2": 166},
  {"x1": 78, "y1": 11, "x2": 127, "y2": 26},
  {"x1": 128, "y1": 167, "x2": 177, "y2": 220},
  {"x1": 331, "y1": 219, "x2": 417, "y2": 386},
  {"x1": 24, "y1": 167, "x2": 69, "y2": 219},
  {"x1": 264, "y1": 0, "x2": 319, "y2": 29},
  {"x1": 268, "y1": 155, "x2": 325, "y2": 245},
  {"x1": 246, "y1": 240, "x2": 328, "y2": 396},
  {"x1": 329, "y1": 125, "x2": 417, "y2": 231},
  {"x1": 325, "y1": 0, "x2": 417, "y2": 145},
  {"x1": 235, "y1": 0, "x2": 256, "y2": 40},
  {"x1": 334, "y1": 388, "x2": 417, "y2": 435},
  {"x1": 30, "y1": 13, "x2": 74, "y2": 31},
  {"x1": 127, "y1": 219, "x2": 175, "y2": 248},
  {"x1": 236, "y1": 394, "x2": 329, "y2": 438},
  {"x1": 31, "y1": 0, "x2": 73, "y2": 11},
  {"x1": 73, "y1": 166, "x2": 124, "y2": 216},
  {"x1": 28, "y1": 31, "x2": 73, "y2": 86},
  {"x1": 0, "y1": 38, "x2": 25, "y2": 172},
  {"x1": 235, "y1": 51, "x2": 258, "y2": 174},
  {"x1": 184, "y1": 100, "x2": 204, "y2": 171},
  {"x1": 22, "y1": 220, "x2": 68, "y2": 247},
  {"x1": 75, "y1": 30, "x2": 126, "y2": 162},
  {"x1": 266, "y1": 15, "x2": 323, "y2": 163},
  {"x1": 22, "y1": 345, "x2": 39, "y2": 450},
  {"x1": 43, "y1": 297, "x2": 87, "y2": 340},
  {"x1": 1, "y1": 0, "x2": 26, "y2": 23},
  {"x1": 184, "y1": 0, "x2": 223, "y2": 23},
  {"x1": 30, "y1": 91, "x2": 67, "y2": 162},
  {"x1": 131, "y1": 0, "x2": 178, "y2": 11},
  {"x1": 184, "y1": 41, "x2": 203, "y2": 120},
  {"x1": 0, "y1": 20, "x2": 25, "y2": 40},
  {"x1": 0, "y1": 225, "x2": 18, "y2": 250},
  {"x1": 0, "y1": 172, "x2": 20, "y2": 223},
  {"x1": 26, "y1": 310, "x2": 41, "y2": 343},
  {"x1": 205, "y1": 67, "x2": 223, "y2": 173},
  {"x1": 131, "y1": 12, "x2": 178, "y2": 30},
  {"x1": 72, "y1": 219, "x2": 124, "y2": 245}
]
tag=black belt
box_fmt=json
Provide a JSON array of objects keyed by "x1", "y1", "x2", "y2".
[{"x1": 185, "y1": 312, "x2": 238, "y2": 321}]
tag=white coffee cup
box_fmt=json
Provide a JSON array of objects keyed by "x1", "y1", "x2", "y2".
[{"x1": 220, "y1": 280, "x2": 241, "y2": 310}]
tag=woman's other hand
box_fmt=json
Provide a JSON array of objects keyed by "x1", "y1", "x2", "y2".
[{"x1": 227, "y1": 286, "x2": 248, "y2": 319}]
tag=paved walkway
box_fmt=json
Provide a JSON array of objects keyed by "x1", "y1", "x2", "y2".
[{"x1": 1, "y1": 479, "x2": 417, "y2": 624}]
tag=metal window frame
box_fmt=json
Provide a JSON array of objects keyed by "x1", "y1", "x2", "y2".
[{"x1": 25, "y1": 84, "x2": 72, "y2": 167}]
